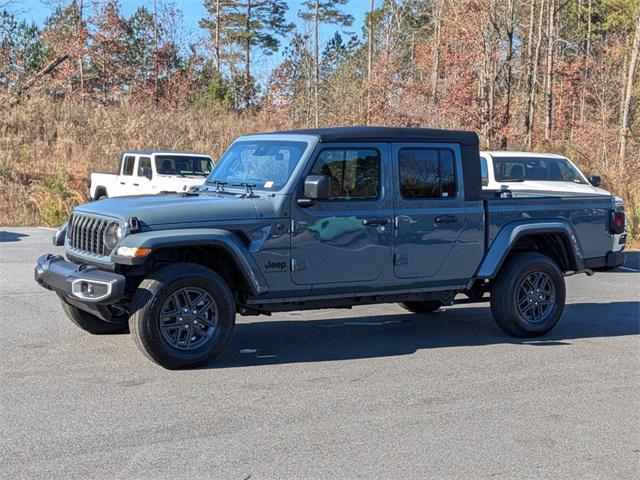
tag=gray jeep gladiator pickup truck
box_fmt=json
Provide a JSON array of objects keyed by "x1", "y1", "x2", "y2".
[{"x1": 34, "y1": 127, "x2": 626, "y2": 369}]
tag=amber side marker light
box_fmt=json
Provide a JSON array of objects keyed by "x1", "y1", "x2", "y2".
[{"x1": 116, "y1": 246, "x2": 151, "y2": 258}]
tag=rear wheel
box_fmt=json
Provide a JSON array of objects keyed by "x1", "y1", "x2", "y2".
[
  {"x1": 60, "y1": 298, "x2": 129, "y2": 334},
  {"x1": 129, "y1": 263, "x2": 236, "y2": 369},
  {"x1": 490, "y1": 252, "x2": 565, "y2": 337},
  {"x1": 398, "y1": 301, "x2": 443, "y2": 314}
]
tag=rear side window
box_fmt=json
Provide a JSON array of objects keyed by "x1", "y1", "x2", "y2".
[
  {"x1": 399, "y1": 148, "x2": 456, "y2": 199},
  {"x1": 121, "y1": 156, "x2": 135, "y2": 176},
  {"x1": 309, "y1": 148, "x2": 380, "y2": 200}
]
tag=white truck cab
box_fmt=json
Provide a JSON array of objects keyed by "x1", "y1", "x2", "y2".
[
  {"x1": 89, "y1": 151, "x2": 214, "y2": 200},
  {"x1": 479, "y1": 151, "x2": 608, "y2": 195}
]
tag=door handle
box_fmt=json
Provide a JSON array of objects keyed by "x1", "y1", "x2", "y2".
[
  {"x1": 119, "y1": 182, "x2": 125, "y2": 185},
  {"x1": 363, "y1": 218, "x2": 390, "y2": 226},
  {"x1": 133, "y1": 183, "x2": 139, "y2": 186},
  {"x1": 435, "y1": 215, "x2": 458, "y2": 223}
]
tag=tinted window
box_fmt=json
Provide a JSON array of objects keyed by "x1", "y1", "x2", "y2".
[
  {"x1": 155, "y1": 156, "x2": 213, "y2": 176},
  {"x1": 399, "y1": 148, "x2": 456, "y2": 199},
  {"x1": 138, "y1": 157, "x2": 151, "y2": 177},
  {"x1": 480, "y1": 157, "x2": 489, "y2": 186},
  {"x1": 493, "y1": 157, "x2": 587, "y2": 184},
  {"x1": 309, "y1": 148, "x2": 380, "y2": 200},
  {"x1": 122, "y1": 156, "x2": 135, "y2": 176},
  {"x1": 208, "y1": 141, "x2": 307, "y2": 191}
]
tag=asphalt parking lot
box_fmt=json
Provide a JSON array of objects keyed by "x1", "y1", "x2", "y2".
[{"x1": 1, "y1": 227, "x2": 639, "y2": 480}]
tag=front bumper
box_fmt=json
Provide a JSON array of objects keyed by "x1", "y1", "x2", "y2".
[{"x1": 34, "y1": 254, "x2": 126, "y2": 304}]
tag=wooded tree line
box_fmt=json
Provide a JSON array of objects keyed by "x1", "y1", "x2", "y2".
[{"x1": 0, "y1": 0, "x2": 639, "y2": 234}]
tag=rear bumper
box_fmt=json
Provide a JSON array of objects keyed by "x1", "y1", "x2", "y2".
[
  {"x1": 584, "y1": 251, "x2": 626, "y2": 271},
  {"x1": 34, "y1": 254, "x2": 126, "y2": 304}
]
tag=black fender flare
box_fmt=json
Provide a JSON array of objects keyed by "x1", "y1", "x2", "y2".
[
  {"x1": 476, "y1": 220, "x2": 584, "y2": 279},
  {"x1": 113, "y1": 228, "x2": 269, "y2": 296}
]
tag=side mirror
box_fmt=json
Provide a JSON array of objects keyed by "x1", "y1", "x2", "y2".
[
  {"x1": 304, "y1": 175, "x2": 331, "y2": 199},
  {"x1": 589, "y1": 175, "x2": 601, "y2": 187},
  {"x1": 139, "y1": 165, "x2": 152, "y2": 180}
]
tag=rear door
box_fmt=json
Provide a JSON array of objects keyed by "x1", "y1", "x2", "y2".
[
  {"x1": 392, "y1": 143, "x2": 466, "y2": 280},
  {"x1": 290, "y1": 143, "x2": 393, "y2": 285},
  {"x1": 133, "y1": 156, "x2": 153, "y2": 194}
]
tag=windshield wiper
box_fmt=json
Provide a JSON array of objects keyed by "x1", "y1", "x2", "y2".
[
  {"x1": 232, "y1": 182, "x2": 257, "y2": 197},
  {"x1": 206, "y1": 180, "x2": 228, "y2": 192}
]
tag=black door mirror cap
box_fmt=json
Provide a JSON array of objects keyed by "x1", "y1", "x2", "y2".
[{"x1": 589, "y1": 175, "x2": 602, "y2": 187}]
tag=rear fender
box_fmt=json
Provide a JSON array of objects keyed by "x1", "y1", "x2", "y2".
[{"x1": 476, "y1": 220, "x2": 584, "y2": 279}]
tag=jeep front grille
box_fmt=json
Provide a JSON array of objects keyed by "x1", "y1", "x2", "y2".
[{"x1": 67, "y1": 214, "x2": 117, "y2": 256}]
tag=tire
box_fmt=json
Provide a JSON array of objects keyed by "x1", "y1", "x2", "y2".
[
  {"x1": 398, "y1": 301, "x2": 443, "y2": 314},
  {"x1": 60, "y1": 298, "x2": 129, "y2": 334},
  {"x1": 129, "y1": 263, "x2": 236, "y2": 369},
  {"x1": 490, "y1": 252, "x2": 565, "y2": 337}
]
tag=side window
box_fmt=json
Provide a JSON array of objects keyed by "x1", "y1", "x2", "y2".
[
  {"x1": 480, "y1": 157, "x2": 489, "y2": 186},
  {"x1": 138, "y1": 157, "x2": 151, "y2": 177},
  {"x1": 122, "y1": 155, "x2": 135, "y2": 176},
  {"x1": 309, "y1": 148, "x2": 380, "y2": 200},
  {"x1": 399, "y1": 148, "x2": 457, "y2": 199}
]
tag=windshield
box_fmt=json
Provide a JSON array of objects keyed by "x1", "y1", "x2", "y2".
[
  {"x1": 155, "y1": 155, "x2": 213, "y2": 176},
  {"x1": 207, "y1": 140, "x2": 308, "y2": 191},
  {"x1": 493, "y1": 157, "x2": 587, "y2": 184}
]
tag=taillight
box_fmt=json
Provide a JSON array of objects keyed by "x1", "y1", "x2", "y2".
[{"x1": 610, "y1": 211, "x2": 625, "y2": 234}]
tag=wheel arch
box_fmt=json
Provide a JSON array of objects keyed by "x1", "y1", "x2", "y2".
[
  {"x1": 114, "y1": 228, "x2": 269, "y2": 297},
  {"x1": 477, "y1": 221, "x2": 584, "y2": 279}
]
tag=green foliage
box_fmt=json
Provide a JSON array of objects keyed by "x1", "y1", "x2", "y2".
[
  {"x1": 0, "y1": 10, "x2": 46, "y2": 89},
  {"x1": 42, "y1": 201, "x2": 67, "y2": 226},
  {"x1": 195, "y1": 74, "x2": 234, "y2": 110}
]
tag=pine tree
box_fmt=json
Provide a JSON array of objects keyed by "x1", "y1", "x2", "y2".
[{"x1": 299, "y1": 0, "x2": 353, "y2": 126}]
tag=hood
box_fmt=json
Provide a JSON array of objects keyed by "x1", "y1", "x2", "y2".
[{"x1": 74, "y1": 192, "x2": 258, "y2": 227}]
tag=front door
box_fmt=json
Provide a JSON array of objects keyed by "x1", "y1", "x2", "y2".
[
  {"x1": 290, "y1": 143, "x2": 393, "y2": 285},
  {"x1": 392, "y1": 144, "x2": 466, "y2": 280}
]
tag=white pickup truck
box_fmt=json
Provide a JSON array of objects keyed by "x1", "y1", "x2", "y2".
[
  {"x1": 481, "y1": 151, "x2": 626, "y2": 250},
  {"x1": 89, "y1": 150, "x2": 214, "y2": 200}
]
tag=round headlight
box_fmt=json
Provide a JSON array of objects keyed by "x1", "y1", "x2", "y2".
[{"x1": 104, "y1": 223, "x2": 120, "y2": 250}]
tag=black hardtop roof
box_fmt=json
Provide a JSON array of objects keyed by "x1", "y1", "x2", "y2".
[
  {"x1": 122, "y1": 150, "x2": 212, "y2": 157},
  {"x1": 269, "y1": 126, "x2": 479, "y2": 146}
]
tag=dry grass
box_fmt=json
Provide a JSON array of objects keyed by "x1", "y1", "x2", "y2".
[
  {"x1": 0, "y1": 96, "x2": 291, "y2": 226},
  {"x1": 0, "y1": 95, "x2": 638, "y2": 243}
]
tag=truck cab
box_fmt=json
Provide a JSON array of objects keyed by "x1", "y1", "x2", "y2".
[{"x1": 35, "y1": 127, "x2": 626, "y2": 369}]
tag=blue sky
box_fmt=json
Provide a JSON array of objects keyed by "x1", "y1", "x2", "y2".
[{"x1": 12, "y1": 0, "x2": 372, "y2": 82}]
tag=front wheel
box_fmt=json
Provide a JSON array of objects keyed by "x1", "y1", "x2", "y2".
[
  {"x1": 129, "y1": 263, "x2": 236, "y2": 369},
  {"x1": 490, "y1": 253, "x2": 566, "y2": 337}
]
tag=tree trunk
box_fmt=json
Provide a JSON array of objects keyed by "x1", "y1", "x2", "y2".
[
  {"x1": 313, "y1": 0, "x2": 320, "y2": 128},
  {"x1": 244, "y1": 0, "x2": 252, "y2": 107},
  {"x1": 430, "y1": 0, "x2": 442, "y2": 105},
  {"x1": 215, "y1": 0, "x2": 221, "y2": 74},
  {"x1": 525, "y1": 0, "x2": 545, "y2": 148},
  {"x1": 544, "y1": 0, "x2": 555, "y2": 142},
  {"x1": 366, "y1": 0, "x2": 373, "y2": 124},
  {"x1": 579, "y1": 0, "x2": 592, "y2": 124},
  {"x1": 500, "y1": 0, "x2": 515, "y2": 149},
  {"x1": 619, "y1": 5, "x2": 640, "y2": 163}
]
